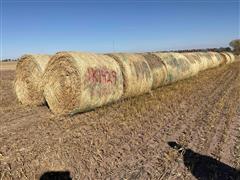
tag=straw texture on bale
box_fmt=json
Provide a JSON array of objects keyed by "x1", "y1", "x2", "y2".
[
  {"x1": 153, "y1": 52, "x2": 193, "y2": 84},
  {"x1": 107, "y1": 53, "x2": 153, "y2": 98},
  {"x1": 220, "y1": 52, "x2": 235, "y2": 64},
  {"x1": 210, "y1": 52, "x2": 225, "y2": 65},
  {"x1": 225, "y1": 52, "x2": 235, "y2": 63},
  {"x1": 15, "y1": 54, "x2": 51, "y2": 105},
  {"x1": 43, "y1": 52, "x2": 123, "y2": 115},
  {"x1": 208, "y1": 52, "x2": 222, "y2": 67},
  {"x1": 182, "y1": 52, "x2": 205, "y2": 72},
  {"x1": 195, "y1": 52, "x2": 215, "y2": 69},
  {"x1": 142, "y1": 53, "x2": 168, "y2": 89},
  {"x1": 220, "y1": 52, "x2": 231, "y2": 64}
]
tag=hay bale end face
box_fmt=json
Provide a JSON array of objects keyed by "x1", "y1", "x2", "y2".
[
  {"x1": 43, "y1": 52, "x2": 123, "y2": 115},
  {"x1": 15, "y1": 54, "x2": 51, "y2": 105},
  {"x1": 107, "y1": 53, "x2": 153, "y2": 98}
]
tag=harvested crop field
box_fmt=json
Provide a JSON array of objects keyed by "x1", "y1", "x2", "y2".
[{"x1": 0, "y1": 59, "x2": 240, "y2": 179}]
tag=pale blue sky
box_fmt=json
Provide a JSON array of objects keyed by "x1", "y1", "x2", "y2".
[{"x1": 1, "y1": 0, "x2": 239, "y2": 59}]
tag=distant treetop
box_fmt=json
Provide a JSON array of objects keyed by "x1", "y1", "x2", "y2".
[{"x1": 230, "y1": 39, "x2": 240, "y2": 55}]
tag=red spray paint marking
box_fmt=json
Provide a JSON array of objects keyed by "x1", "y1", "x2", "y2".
[{"x1": 86, "y1": 67, "x2": 117, "y2": 84}]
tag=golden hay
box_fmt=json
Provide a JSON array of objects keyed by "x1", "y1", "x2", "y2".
[
  {"x1": 195, "y1": 52, "x2": 214, "y2": 70},
  {"x1": 208, "y1": 52, "x2": 222, "y2": 67},
  {"x1": 107, "y1": 53, "x2": 153, "y2": 98},
  {"x1": 15, "y1": 54, "x2": 51, "y2": 105},
  {"x1": 220, "y1": 52, "x2": 233, "y2": 64},
  {"x1": 142, "y1": 53, "x2": 168, "y2": 89},
  {"x1": 225, "y1": 52, "x2": 235, "y2": 63},
  {"x1": 43, "y1": 52, "x2": 123, "y2": 115},
  {"x1": 220, "y1": 52, "x2": 231, "y2": 64},
  {"x1": 210, "y1": 52, "x2": 225, "y2": 65},
  {"x1": 182, "y1": 52, "x2": 205, "y2": 72},
  {"x1": 153, "y1": 52, "x2": 194, "y2": 84}
]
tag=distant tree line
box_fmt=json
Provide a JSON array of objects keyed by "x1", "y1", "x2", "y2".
[
  {"x1": 155, "y1": 47, "x2": 232, "y2": 53},
  {"x1": 1, "y1": 58, "x2": 18, "y2": 62},
  {"x1": 229, "y1": 39, "x2": 240, "y2": 55},
  {"x1": 173, "y1": 47, "x2": 232, "y2": 53}
]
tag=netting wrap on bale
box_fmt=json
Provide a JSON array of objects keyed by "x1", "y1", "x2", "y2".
[
  {"x1": 107, "y1": 53, "x2": 153, "y2": 98},
  {"x1": 15, "y1": 54, "x2": 51, "y2": 105},
  {"x1": 142, "y1": 53, "x2": 168, "y2": 89},
  {"x1": 153, "y1": 53, "x2": 194, "y2": 84},
  {"x1": 43, "y1": 52, "x2": 123, "y2": 115}
]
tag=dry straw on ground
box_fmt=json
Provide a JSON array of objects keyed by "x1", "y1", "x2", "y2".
[
  {"x1": 15, "y1": 54, "x2": 51, "y2": 105},
  {"x1": 43, "y1": 52, "x2": 123, "y2": 115},
  {"x1": 107, "y1": 53, "x2": 153, "y2": 97}
]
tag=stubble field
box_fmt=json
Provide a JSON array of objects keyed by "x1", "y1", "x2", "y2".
[{"x1": 0, "y1": 59, "x2": 240, "y2": 179}]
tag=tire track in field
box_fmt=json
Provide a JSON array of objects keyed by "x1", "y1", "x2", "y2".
[
  {"x1": 164, "y1": 65, "x2": 239, "y2": 179},
  {"x1": 106, "y1": 64, "x2": 237, "y2": 178}
]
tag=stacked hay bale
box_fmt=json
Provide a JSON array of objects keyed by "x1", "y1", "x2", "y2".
[
  {"x1": 15, "y1": 54, "x2": 51, "y2": 105},
  {"x1": 42, "y1": 52, "x2": 123, "y2": 115},
  {"x1": 107, "y1": 53, "x2": 153, "y2": 97}
]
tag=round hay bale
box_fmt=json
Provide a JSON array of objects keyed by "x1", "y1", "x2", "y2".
[
  {"x1": 181, "y1": 52, "x2": 201, "y2": 75},
  {"x1": 182, "y1": 52, "x2": 205, "y2": 72},
  {"x1": 225, "y1": 52, "x2": 235, "y2": 63},
  {"x1": 15, "y1": 54, "x2": 51, "y2": 105},
  {"x1": 43, "y1": 52, "x2": 123, "y2": 115},
  {"x1": 153, "y1": 52, "x2": 193, "y2": 84},
  {"x1": 195, "y1": 52, "x2": 215, "y2": 69},
  {"x1": 107, "y1": 53, "x2": 153, "y2": 98},
  {"x1": 142, "y1": 53, "x2": 168, "y2": 89},
  {"x1": 211, "y1": 52, "x2": 225, "y2": 65},
  {"x1": 208, "y1": 52, "x2": 222, "y2": 67},
  {"x1": 220, "y1": 52, "x2": 232, "y2": 64}
]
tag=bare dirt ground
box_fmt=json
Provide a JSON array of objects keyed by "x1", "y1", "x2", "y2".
[{"x1": 0, "y1": 60, "x2": 240, "y2": 179}]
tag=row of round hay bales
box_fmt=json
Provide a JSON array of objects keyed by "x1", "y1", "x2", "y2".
[
  {"x1": 15, "y1": 54, "x2": 51, "y2": 105},
  {"x1": 143, "y1": 52, "x2": 199, "y2": 88},
  {"x1": 15, "y1": 51, "x2": 235, "y2": 115}
]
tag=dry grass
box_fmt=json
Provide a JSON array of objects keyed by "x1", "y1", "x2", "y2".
[{"x1": 0, "y1": 61, "x2": 17, "y2": 71}]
